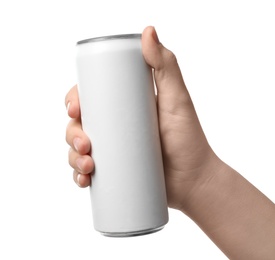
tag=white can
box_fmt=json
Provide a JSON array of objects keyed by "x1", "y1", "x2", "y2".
[{"x1": 76, "y1": 34, "x2": 168, "y2": 237}]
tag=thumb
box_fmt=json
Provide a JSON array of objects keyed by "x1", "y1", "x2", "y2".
[
  {"x1": 142, "y1": 26, "x2": 193, "y2": 113},
  {"x1": 65, "y1": 85, "x2": 81, "y2": 119}
]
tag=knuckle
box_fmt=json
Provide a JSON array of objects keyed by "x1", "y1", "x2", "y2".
[
  {"x1": 65, "y1": 119, "x2": 78, "y2": 145},
  {"x1": 165, "y1": 49, "x2": 177, "y2": 65}
]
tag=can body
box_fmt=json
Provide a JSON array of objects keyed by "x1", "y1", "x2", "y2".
[{"x1": 75, "y1": 34, "x2": 168, "y2": 237}]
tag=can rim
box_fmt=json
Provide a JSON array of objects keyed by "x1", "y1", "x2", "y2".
[
  {"x1": 100, "y1": 225, "x2": 165, "y2": 237},
  {"x1": 77, "y1": 34, "x2": 141, "y2": 45}
]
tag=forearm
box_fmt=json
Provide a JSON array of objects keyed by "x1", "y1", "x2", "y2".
[{"x1": 182, "y1": 155, "x2": 275, "y2": 259}]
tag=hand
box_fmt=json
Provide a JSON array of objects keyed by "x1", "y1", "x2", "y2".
[
  {"x1": 65, "y1": 26, "x2": 219, "y2": 211},
  {"x1": 66, "y1": 27, "x2": 275, "y2": 259},
  {"x1": 65, "y1": 86, "x2": 95, "y2": 187}
]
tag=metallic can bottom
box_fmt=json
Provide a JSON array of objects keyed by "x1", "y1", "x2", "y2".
[{"x1": 100, "y1": 225, "x2": 165, "y2": 238}]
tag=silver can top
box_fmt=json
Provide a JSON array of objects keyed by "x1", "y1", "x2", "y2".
[{"x1": 77, "y1": 34, "x2": 141, "y2": 45}]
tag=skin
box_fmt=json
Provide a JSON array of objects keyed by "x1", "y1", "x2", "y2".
[{"x1": 65, "y1": 26, "x2": 275, "y2": 259}]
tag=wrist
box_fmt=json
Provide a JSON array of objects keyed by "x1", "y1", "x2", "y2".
[
  {"x1": 178, "y1": 149, "x2": 227, "y2": 215},
  {"x1": 177, "y1": 150, "x2": 275, "y2": 259}
]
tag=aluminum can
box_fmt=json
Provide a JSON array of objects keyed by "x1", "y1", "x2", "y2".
[{"x1": 75, "y1": 34, "x2": 168, "y2": 237}]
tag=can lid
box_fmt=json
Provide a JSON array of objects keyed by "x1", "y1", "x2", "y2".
[{"x1": 77, "y1": 34, "x2": 141, "y2": 45}]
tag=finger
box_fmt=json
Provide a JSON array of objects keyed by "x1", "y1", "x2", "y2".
[
  {"x1": 69, "y1": 148, "x2": 95, "y2": 174},
  {"x1": 142, "y1": 26, "x2": 194, "y2": 114},
  {"x1": 73, "y1": 170, "x2": 91, "y2": 188},
  {"x1": 66, "y1": 118, "x2": 91, "y2": 155},
  {"x1": 65, "y1": 85, "x2": 81, "y2": 119}
]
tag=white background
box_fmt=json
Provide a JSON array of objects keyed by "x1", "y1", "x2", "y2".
[{"x1": 0, "y1": 0, "x2": 274, "y2": 259}]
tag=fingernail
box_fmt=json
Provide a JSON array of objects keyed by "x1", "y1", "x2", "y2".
[
  {"x1": 152, "y1": 27, "x2": 160, "y2": 44},
  {"x1": 66, "y1": 102, "x2": 71, "y2": 112},
  {"x1": 77, "y1": 173, "x2": 81, "y2": 186},
  {"x1": 73, "y1": 137, "x2": 81, "y2": 152},
  {"x1": 76, "y1": 158, "x2": 84, "y2": 171}
]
